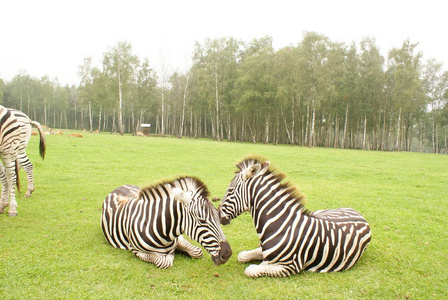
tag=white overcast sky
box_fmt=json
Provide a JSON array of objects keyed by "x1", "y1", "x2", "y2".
[{"x1": 1, "y1": 0, "x2": 447, "y2": 86}]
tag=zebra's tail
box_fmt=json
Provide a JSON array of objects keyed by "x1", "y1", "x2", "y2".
[
  {"x1": 31, "y1": 121, "x2": 46, "y2": 160},
  {"x1": 15, "y1": 160, "x2": 20, "y2": 193}
]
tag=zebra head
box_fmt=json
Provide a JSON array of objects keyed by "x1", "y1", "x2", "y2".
[
  {"x1": 219, "y1": 157, "x2": 270, "y2": 225},
  {"x1": 172, "y1": 177, "x2": 232, "y2": 265}
]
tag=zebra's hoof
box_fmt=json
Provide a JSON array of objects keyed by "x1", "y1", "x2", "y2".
[
  {"x1": 9, "y1": 212, "x2": 18, "y2": 217},
  {"x1": 25, "y1": 193, "x2": 32, "y2": 198}
]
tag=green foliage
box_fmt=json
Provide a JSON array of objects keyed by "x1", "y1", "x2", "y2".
[
  {"x1": 1, "y1": 133, "x2": 446, "y2": 299},
  {"x1": 2, "y1": 34, "x2": 448, "y2": 151}
]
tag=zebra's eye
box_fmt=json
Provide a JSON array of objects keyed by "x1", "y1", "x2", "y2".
[{"x1": 227, "y1": 187, "x2": 235, "y2": 194}]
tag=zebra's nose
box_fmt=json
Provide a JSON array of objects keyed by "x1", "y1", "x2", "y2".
[
  {"x1": 212, "y1": 241, "x2": 232, "y2": 265},
  {"x1": 220, "y1": 215, "x2": 231, "y2": 225}
]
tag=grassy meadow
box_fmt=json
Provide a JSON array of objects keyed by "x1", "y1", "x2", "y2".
[{"x1": 0, "y1": 131, "x2": 447, "y2": 299}]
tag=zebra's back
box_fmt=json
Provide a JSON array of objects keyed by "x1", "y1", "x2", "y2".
[
  {"x1": 310, "y1": 207, "x2": 368, "y2": 222},
  {"x1": 302, "y1": 208, "x2": 371, "y2": 273}
]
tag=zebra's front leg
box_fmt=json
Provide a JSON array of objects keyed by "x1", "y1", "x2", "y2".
[
  {"x1": 176, "y1": 235, "x2": 203, "y2": 259},
  {"x1": 244, "y1": 262, "x2": 295, "y2": 278},
  {"x1": 238, "y1": 247, "x2": 263, "y2": 263},
  {"x1": 134, "y1": 251, "x2": 175, "y2": 269}
]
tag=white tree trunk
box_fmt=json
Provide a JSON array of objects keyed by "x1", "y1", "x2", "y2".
[
  {"x1": 118, "y1": 64, "x2": 124, "y2": 135},
  {"x1": 381, "y1": 108, "x2": 387, "y2": 151},
  {"x1": 362, "y1": 115, "x2": 367, "y2": 150},
  {"x1": 44, "y1": 98, "x2": 47, "y2": 126},
  {"x1": 396, "y1": 107, "x2": 402, "y2": 151},
  {"x1": 214, "y1": 71, "x2": 220, "y2": 141},
  {"x1": 264, "y1": 114, "x2": 269, "y2": 144},
  {"x1": 305, "y1": 105, "x2": 309, "y2": 146},
  {"x1": 445, "y1": 126, "x2": 447, "y2": 154},
  {"x1": 334, "y1": 114, "x2": 339, "y2": 148},
  {"x1": 432, "y1": 104, "x2": 437, "y2": 153},
  {"x1": 111, "y1": 110, "x2": 116, "y2": 133},
  {"x1": 180, "y1": 73, "x2": 190, "y2": 137},
  {"x1": 98, "y1": 106, "x2": 102, "y2": 132},
  {"x1": 161, "y1": 87, "x2": 165, "y2": 136},
  {"x1": 291, "y1": 97, "x2": 295, "y2": 145},
  {"x1": 342, "y1": 104, "x2": 349, "y2": 149},
  {"x1": 281, "y1": 108, "x2": 292, "y2": 144},
  {"x1": 88, "y1": 101, "x2": 93, "y2": 132},
  {"x1": 190, "y1": 106, "x2": 193, "y2": 137},
  {"x1": 310, "y1": 105, "x2": 316, "y2": 147}
]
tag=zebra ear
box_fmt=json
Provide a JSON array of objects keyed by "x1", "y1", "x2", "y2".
[
  {"x1": 172, "y1": 188, "x2": 193, "y2": 204},
  {"x1": 242, "y1": 164, "x2": 262, "y2": 181},
  {"x1": 262, "y1": 161, "x2": 271, "y2": 169}
]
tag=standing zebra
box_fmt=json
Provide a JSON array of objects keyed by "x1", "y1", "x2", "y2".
[
  {"x1": 3, "y1": 108, "x2": 46, "y2": 197},
  {"x1": 0, "y1": 105, "x2": 23, "y2": 217},
  {"x1": 101, "y1": 176, "x2": 232, "y2": 269},
  {"x1": 219, "y1": 156, "x2": 371, "y2": 278}
]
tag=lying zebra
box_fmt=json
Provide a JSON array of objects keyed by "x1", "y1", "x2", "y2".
[
  {"x1": 219, "y1": 156, "x2": 371, "y2": 278},
  {"x1": 101, "y1": 176, "x2": 232, "y2": 269}
]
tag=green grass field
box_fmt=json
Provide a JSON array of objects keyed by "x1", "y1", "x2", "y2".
[{"x1": 1, "y1": 132, "x2": 447, "y2": 299}]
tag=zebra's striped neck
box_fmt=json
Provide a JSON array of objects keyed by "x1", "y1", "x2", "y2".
[{"x1": 247, "y1": 169, "x2": 308, "y2": 233}]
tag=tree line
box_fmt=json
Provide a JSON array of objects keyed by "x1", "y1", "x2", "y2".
[{"x1": 1, "y1": 32, "x2": 447, "y2": 153}]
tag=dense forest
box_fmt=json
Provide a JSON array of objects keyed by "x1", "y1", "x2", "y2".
[{"x1": 1, "y1": 32, "x2": 447, "y2": 153}]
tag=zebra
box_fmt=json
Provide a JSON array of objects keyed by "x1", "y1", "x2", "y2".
[
  {"x1": 219, "y1": 156, "x2": 371, "y2": 278},
  {"x1": 101, "y1": 176, "x2": 232, "y2": 269},
  {"x1": 2, "y1": 108, "x2": 46, "y2": 198},
  {"x1": 0, "y1": 105, "x2": 24, "y2": 217}
]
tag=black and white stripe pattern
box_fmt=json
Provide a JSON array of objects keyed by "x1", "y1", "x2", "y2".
[
  {"x1": 219, "y1": 157, "x2": 371, "y2": 278},
  {"x1": 6, "y1": 109, "x2": 46, "y2": 197},
  {"x1": 101, "y1": 176, "x2": 232, "y2": 269},
  {"x1": 0, "y1": 105, "x2": 23, "y2": 217}
]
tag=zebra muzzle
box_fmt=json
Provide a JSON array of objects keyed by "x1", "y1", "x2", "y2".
[
  {"x1": 219, "y1": 214, "x2": 231, "y2": 225},
  {"x1": 218, "y1": 203, "x2": 232, "y2": 225},
  {"x1": 211, "y1": 241, "x2": 232, "y2": 265}
]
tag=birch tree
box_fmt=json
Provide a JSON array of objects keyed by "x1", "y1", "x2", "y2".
[
  {"x1": 103, "y1": 41, "x2": 139, "y2": 135},
  {"x1": 387, "y1": 40, "x2": 425, "y2": 151},
  {"x1": 157, "y1": 52, "x2": 172, "y2": 136},
  {"x1": 423, "y1": 59, "x2": 448, "y2": 152},
  {"x1": 135, "y1": 58, "x2": 157, "y2": 132},
  {"x1": 358, "y1": 38, "x2": 385, "y2": 149},
  {"x1": 237, "y1": 37, "x2": 276, "y2": 144},
  {"x1": 298, "y1": 32, "x2": 331, "y2": 147},
  {"x1": 274, "y1": 46, "x2": 303, "y2": 145}
]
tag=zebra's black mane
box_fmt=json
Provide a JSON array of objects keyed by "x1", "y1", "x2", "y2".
[
  {"x1": 236, "y1": 155, "x2": 310, "y2": 214},
  {"x1": 139, "y1": 176, "x2": 211, "y2": 200}
]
